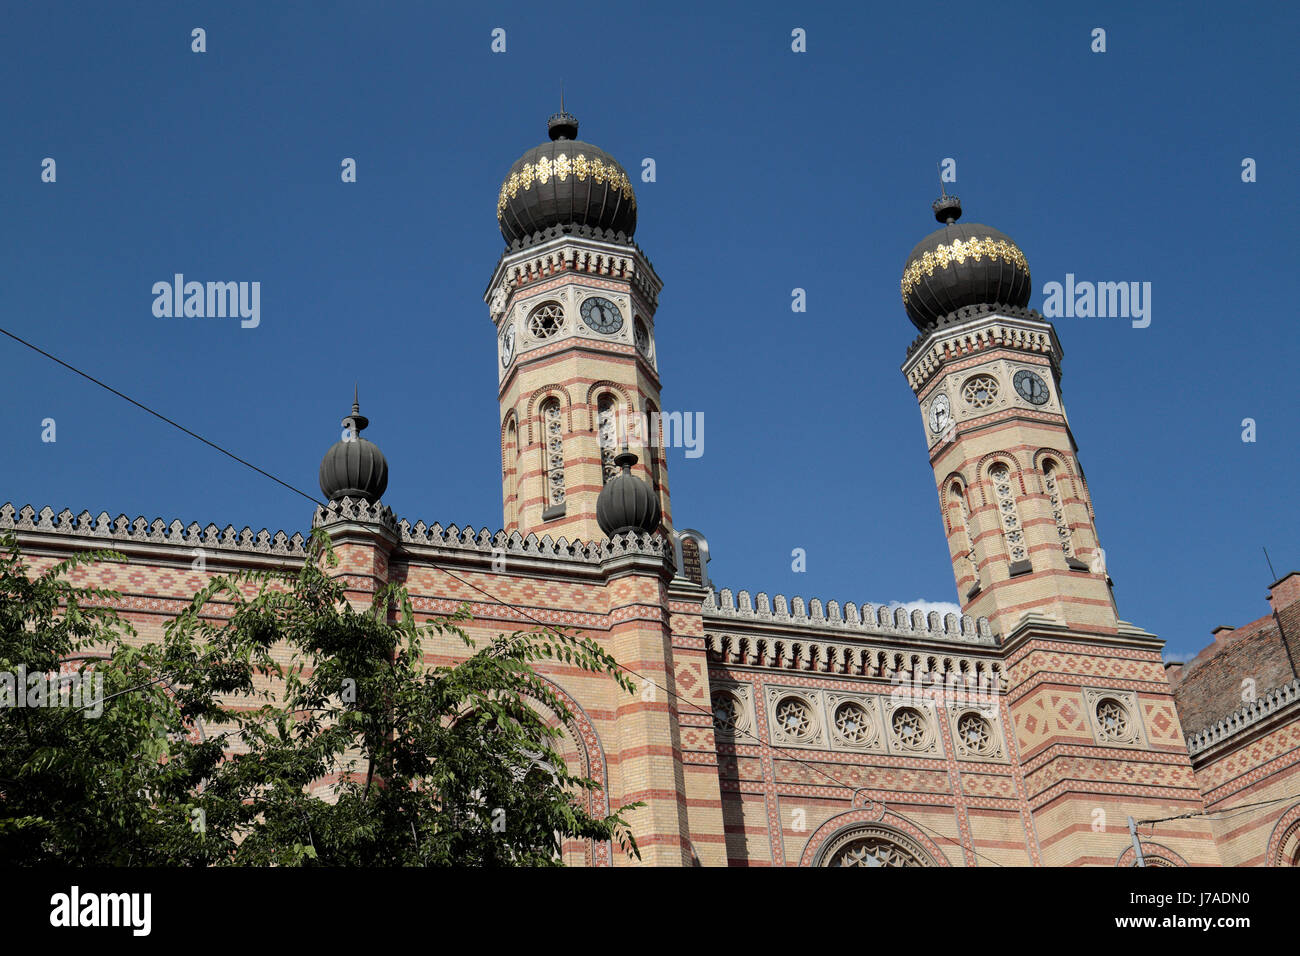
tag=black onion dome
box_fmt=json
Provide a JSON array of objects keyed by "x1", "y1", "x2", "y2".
[
  {"x1": 901, "y1": 195, "x2": 1032, "y2": 331},
  {"x1": 497, "y1": 110, "x2": 637, "y2": 245},
  {"x1": 319, "y1": 392, "x2": 389, "y2": 503},
  {"x1": 596, "y1": 452, "x2": 660, "y2": 537}
]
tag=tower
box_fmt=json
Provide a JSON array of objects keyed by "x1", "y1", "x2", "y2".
[
  {"x1": 899, "y1": 195, "x2": 1220, "y2": 865},
  {"x1": 899, "y1": 194, "x2": 1114, "y2": 638},
  {"x1": 485, "y1": 109, "x2": 671, "y2": 543}
]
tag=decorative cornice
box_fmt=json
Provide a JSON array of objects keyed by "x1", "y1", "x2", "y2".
[
  {"x1": 485, "y1": 228, "x2": 662, "y2": 316},
  {"x1": 901, "y1": 307, "x2": 1060, "y2": 392},
  {"x1": 1185, "y1": 678, "x2": 1300, "y2": 757},
  {"x1": 1, "y1": 502, "x2": 309, "y2": 556},
  {"x1": 703, "y1": 588, "x2": 995, "y2": 646},
  {"x1": 704, "y1": 630, "x2": 1006, "y2": 692}
]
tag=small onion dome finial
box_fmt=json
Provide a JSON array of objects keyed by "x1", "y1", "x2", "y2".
[
  {"x1": 345, "y1": 383, "x2": 369, "y2": 434},
  {"x1": 932, "y1": 194, "x2": 962, "y2": 225},
  {"x1": 547, "y1": 109, "x2": 579, "y2": 141},
  {"x1": 319, "y1": 392, "x2": 389, "y2": 503},
  {"x1": 596, "y1": 450, "x2": 661, "y2": 537}
]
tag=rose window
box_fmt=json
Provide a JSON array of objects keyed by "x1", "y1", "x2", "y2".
[
  {"x1": 634, "y1": 318, "x2": 651, "y2": 357},
  {"x1": 833, "y1": 701, "x2": 872, "y2": 744},
  {"x1": 711, "y1": 691, "x2": 743, "y2": 734},
  {"x1": 527, "y1": 302, "x2": 565, "y2": 339},
  {"x1": 1096, "y1": 698, "x2": 1135, "y2": 742},
  {"x1": 957, "y1": 712, "x2": 995, "y2": 756},
  {"x1": 775, "y1": 696, "x2": 815, "y2": 740},
  {"x1": 962, "y1": 375, "x2": 999, "y2": 409},
  {"x1": 891, "y1": 707, "x2": 928, "y2": 750},
  {"x1": 829, "y1": 837, "x2": 924, "y2": 867}
]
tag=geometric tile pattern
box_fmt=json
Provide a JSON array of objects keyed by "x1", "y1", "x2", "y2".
[{"x1": 1012, "y1": 688, "x2": 1089, "y2": 756}]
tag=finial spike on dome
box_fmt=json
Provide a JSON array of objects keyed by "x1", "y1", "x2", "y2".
[{"x1": 342, "y1": 388, "x2": 369, "y2": 434}]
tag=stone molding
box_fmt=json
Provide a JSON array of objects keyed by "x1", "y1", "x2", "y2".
[
  {"x1": 485, "y1": 228, "x2": 663, "y2": 316},
  {"x1": 901, "y1": 309, "x2": 1063, "y2": 393},
  {"x1": 704, "y1": 632, "x2": 1007, "y2": 692}
]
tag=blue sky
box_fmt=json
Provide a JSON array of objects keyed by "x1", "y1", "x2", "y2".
[{"x1": 2, "y1": 1, "x2": 1296, "y2": 660}]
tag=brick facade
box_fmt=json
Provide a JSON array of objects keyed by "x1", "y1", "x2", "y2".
[{"x1": 6, "y1": 152, "x2": 1295, "y2": 866}]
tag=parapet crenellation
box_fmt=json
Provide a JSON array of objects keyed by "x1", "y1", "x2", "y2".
[
  {"x1": 1185, "y1": 678, "x2": 1300, "y2": 757},
  {"x1": 396, "y1": 511, "x2": 668, "y2": 564},
  {"x1": 703, "y1": 586, "x2": 995, "y2": 646},
  {"x1": 3, "y1": 499, "x2": 671, "y2": 567},
  {"x1": 1, "y1": 503, "x2": 309, "y2": 556}
]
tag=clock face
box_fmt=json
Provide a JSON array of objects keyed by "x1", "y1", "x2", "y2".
[
  {"x1": 580, "y1": 296, "x2": 623, "y2": 334},
  {"x1": 500, "y1": 324, "x2": 515, "y2": 367},
  {"x1": 1013, "y1": 370, "x2": 1050, "y2": 405},
  {"x1": 634, "y1": 318, "x2": 651, "y2": 358},
  {"x1": 928, "y1": 392, "x2": 952, "y2": 434}
]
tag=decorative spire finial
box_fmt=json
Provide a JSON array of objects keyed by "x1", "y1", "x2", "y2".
[
  {"x1": 548, "y1": 98, "x2": 579, "y2": 141},
  {"x1": 343, "y1": 388, "x2": 369, "y2": 435},
  {"x1": 613, "y1": 433, "x2": 640, "y2": 470}
]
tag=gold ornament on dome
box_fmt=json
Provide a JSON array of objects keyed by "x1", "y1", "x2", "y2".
[
  {"x1": 900, "y1": 236, "x2": 1029, "y2": 304},
  {"x1": 497, "y1": 152, "x2": 638, "y2": 220}
]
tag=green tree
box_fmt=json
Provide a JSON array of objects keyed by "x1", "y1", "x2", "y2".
[{"x1": 0, "y1": 531, "x2": 640, "y2": 865}]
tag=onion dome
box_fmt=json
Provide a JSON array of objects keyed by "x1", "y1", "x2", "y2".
[
  {"x1": 496, "y1": 109, "x2": 637, "y2": 245},
  {"x1": 596, "y1": 451, "x2": 661, "y2": 537},
  {"x1": 318, "y1": 390, "x2": 389, "y2": 503},
  {"x1": 900, "y1": 195, "x2": 1032, "y2": 331}
]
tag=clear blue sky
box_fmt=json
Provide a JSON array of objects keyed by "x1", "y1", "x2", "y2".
[{"x1": 3, "y1": 1, "x2": 1296, "y2": 661}]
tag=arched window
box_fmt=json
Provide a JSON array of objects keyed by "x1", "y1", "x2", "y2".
[
  {"x1": 817, "y1": 825, "x2": 936, "y2": 867},
  {"x1": 644, "y1": 401, "x2": 662, "y2": 492},
  {"x1": 988, "y1": 463, "x2": 1027, "y2": 566},
  {"x1": 1042, "y1": 460, "x2": 1074, "y2": 558},
  {"x1": 596, "y1": 394, "x2": 618, "y2": 483},
  {"x1": 541, "y1": 399, "x2": 565, "y2": 509},
  {"x1": 504, "y1": 418, "x2": 518, "y2": 529},
  {"x1": 947, "y1": 481, "x2": 977, "y2": 592}
]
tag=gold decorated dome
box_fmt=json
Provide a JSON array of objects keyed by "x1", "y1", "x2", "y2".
[
  {"x1": 497, "y1": 110, "x2": 636, "y2": 245},
  {"x1": 901, "y1": 196, "x2": 1032, "y2": 331}
]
